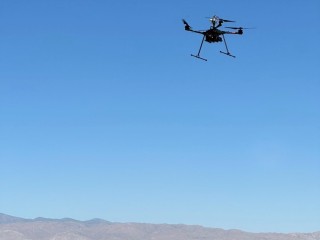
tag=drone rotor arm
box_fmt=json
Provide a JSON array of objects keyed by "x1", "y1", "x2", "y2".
[{"x1": 189, "y1": 29, "x2": 206, "y2": 34}]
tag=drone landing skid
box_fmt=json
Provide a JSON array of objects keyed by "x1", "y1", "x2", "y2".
[
  {"x1": 191, "y1": 54, "x2": 207, "y2": 61},
  {"x1": 220, "y1": 51, "x2": 236, "y2": 58},
  {"x1": 191, "y1": 35, "x2": 207, "y2": 61},
  {"x1": 220, "y1": 35, "x2": 236, "y2": 58}
]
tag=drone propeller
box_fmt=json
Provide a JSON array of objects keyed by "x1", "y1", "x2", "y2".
[
  {"x1": 206, "y1": 17, "x2": 235, "y2": 23},
  {"x1": 182, "y1": 19, "x2": 191, "y2": 30},
  {"x1": 225, "y1": 26, "x2": 254, "y2": 35},
  {"x1": 220, "y1": 18, "x2": 235, "y2": 23},
  {"x1": 225, "y1": 27, "x2": 255, "y2": 30}
]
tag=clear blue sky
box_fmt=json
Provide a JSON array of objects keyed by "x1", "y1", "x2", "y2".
[{"x1": 1, "y1": 0, "x2": 319, "y2": 233}]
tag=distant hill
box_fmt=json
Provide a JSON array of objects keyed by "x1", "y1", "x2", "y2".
[
  {"x1": 0, "y1": 213, "x2": 29, "y2": 224},
  {"x1": 0, "y1": 213, "x2": 319, "y2": 240}
]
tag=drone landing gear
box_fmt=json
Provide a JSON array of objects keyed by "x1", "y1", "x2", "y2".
[
  {"x1": 220, "y1": 51, "x2": 235, "y2": 58},
  {"x1": 191, "y1": 35, "x2": 207, "y2": 61},
  {"x1": 191, "y1": 54, "x2": 207, "y2": 61},
  {"x1": 220, "y1": 34, "x2": 236, "y2": 58}
]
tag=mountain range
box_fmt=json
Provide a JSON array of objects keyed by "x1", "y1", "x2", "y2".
[{"x1": 1, "y1": 213, "x2": 319, "y2": 240}]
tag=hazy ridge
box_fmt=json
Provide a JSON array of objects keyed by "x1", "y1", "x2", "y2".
[{"x1": 1, "y1": 213, "x2": 319, "y2": 240}]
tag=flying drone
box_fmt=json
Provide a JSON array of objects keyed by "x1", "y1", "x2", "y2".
[{"x1": 182, "y1": 15, "x2": 251, "y2": 61}]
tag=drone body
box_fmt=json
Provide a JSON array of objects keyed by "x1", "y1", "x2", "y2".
[{"x1": 183, "y1": 15, "x2": 249, "y2": 61}]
